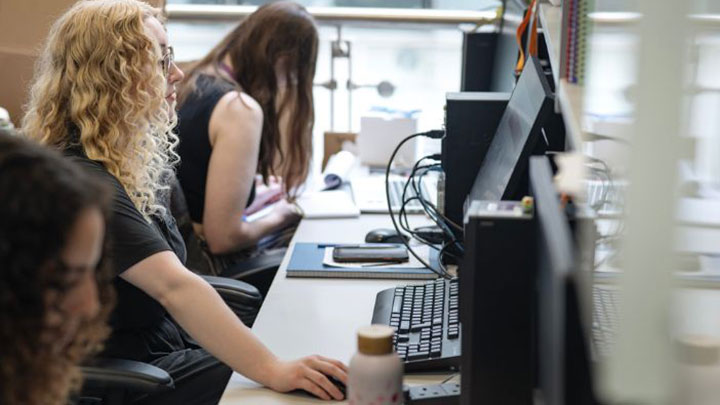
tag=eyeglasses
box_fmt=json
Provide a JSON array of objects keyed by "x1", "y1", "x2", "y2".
[{"x1": 160, "y1": 46, "x2": 175, "y2": 77}]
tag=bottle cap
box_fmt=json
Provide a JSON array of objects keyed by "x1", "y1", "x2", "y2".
[{"x1": 357, "y1": 325, "x2": 394, "y2": 355}]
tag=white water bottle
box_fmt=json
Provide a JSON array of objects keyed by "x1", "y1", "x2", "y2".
[{"x1": 348, "y1": 325, "x2": 403, "y2": 405}]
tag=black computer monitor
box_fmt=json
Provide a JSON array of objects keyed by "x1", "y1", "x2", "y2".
[
  {"x1": 490, "y1": 0, "x2": 527, "y2": 92},
  {"x1": 530, "y1": 156, "x2": 596, "y2": 405},
  {"x1": 466, "y1": 56, "x2": 553, "y2": 205},
  {"x1": 461, "y1": 0, "x2": 525, "y2": 92}
]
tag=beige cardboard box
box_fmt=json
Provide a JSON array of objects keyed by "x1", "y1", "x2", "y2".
[
  {"x1": 0, "y1": 0, "x2": 165, "y2": 126},
  {"x1": 322, "y1": 131, "x2": 357, "y2": 170}
]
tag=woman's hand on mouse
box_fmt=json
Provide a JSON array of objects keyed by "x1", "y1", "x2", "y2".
[{"x1": 265, "y1": 355, "x2": 348, "y2": 400}]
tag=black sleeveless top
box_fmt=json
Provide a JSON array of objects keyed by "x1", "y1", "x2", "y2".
[{"x1": 177, "y1": 74, "x2": 255, "y2": 223}]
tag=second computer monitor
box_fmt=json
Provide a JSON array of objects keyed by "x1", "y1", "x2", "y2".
[
  {"x1": 467, "y1": 56, "x2": 554, "y2": 204},
  {"x1": 531, "y1": 156, "x2": 596, "y2": 405}
]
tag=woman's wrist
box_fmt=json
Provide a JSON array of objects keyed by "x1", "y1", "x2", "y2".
[{"x1": 255, "y1": 355, "x2": 282, "y2": 388}]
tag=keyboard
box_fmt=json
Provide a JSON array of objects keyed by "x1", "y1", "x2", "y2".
[
  {"x1": 387, "y1": 178, "x2": 431, "y2": 212},
  {"x1": 371, "y1": 278, "x2": 461, "y2": 372},
  {"x1": 591, "y1": 285, "x2": 620, "y2": 358}
]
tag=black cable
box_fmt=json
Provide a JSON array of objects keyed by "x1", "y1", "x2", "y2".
[
  {"x1": 398, "y1": 158, "x2": 465, "y2": 261},
  {"x1": 413, "y1": 165, "x2": 464, "y2": 234},
  {"x1": 412, "y1": 169, "x2": 465, "y2": 258},
  {"x1": 398, "y1": 159, "x2": 441, "y2": 236},
  {"x1": 399, "y1": 156, "x2": 465, "y2": 275},
  {"x1": 397, "y1": 158, "x2": 444, "y2": 238},
  {"x1": 386, "y1": 131, "x2": 452, "y2": 279}
]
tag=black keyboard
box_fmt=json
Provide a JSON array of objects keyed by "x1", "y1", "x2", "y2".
[
  {"x1": 371, "y1": 278, "x2": 461, "y2": 372},
  {"x1": 592, "y1": 285, "x2": 620, "y2": 358}
]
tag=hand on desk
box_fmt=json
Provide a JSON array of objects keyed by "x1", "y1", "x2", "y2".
[{"x1": 267, "y1": 355, "x2": 349, "y2": 401}]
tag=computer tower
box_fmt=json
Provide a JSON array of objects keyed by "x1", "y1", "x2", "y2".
[
  {"x1": 442, "y1": 92, "x2": 510, "y2": 233},
  {"x1": 461, "y1": 32, "x2": 498, "y2": 91},
  {"x1": 460, "y1": 200, "x2": 536, "y2": 405}
]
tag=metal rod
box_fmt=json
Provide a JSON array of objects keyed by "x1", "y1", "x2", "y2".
[
  {"x1": 347, "y1": 38, "x2": 352, "y2": 133},
  {"x1": 330, "y1": 26, "x2": 336, "y2": 131},
  {"x1": 166, "y1": 4, "x2": 498, "y2": 26},
  {"x1": 587, "y1": 11, "x2": 720, "y2": 27}
]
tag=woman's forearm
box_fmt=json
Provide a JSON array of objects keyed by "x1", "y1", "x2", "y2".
[
  {"x1": 161, "y1": 271, "x2": 280, "y2": 385},
  {"x1": 207, "y1": 210, "x2": 287, "y2": 254}
]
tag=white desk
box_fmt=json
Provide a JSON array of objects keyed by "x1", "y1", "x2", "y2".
[{"x1": 220, "y1": 214, "x2": 452, "y2": 404}]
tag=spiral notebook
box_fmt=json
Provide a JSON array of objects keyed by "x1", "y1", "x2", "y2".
[{"x1": 286, "y1": 243, "x2": 439, "y2": 279}]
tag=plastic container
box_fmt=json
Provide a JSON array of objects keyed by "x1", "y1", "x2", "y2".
[{"x1": 347, "y1": 325, "x2": 403, "y2": 405}]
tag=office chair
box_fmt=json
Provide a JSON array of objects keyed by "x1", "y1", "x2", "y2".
[
  {"x1": 76, "y1": 273, "x2": 261, "y2": 404},
  {"x1": 77, "y1": 358, "x2": 172, "y2": 405},
  {"x1": 77, "y1": 181, "x2": 264, "y2": 403},
  {"x1": 169, "y1": 178, "x2": 284, "y2": 298}
]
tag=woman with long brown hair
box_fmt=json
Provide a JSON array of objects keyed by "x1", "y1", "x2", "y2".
[
  {"x1": 23, "y1": 1, "x2": 346, "y2": 403},
  {"x1": 0, "y1": 128, "x2": 113, "y2": 405},
  {"x1": 176, "y1": 1, "x2": 317, "y2": 271}
]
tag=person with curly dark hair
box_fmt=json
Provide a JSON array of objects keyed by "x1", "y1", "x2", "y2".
[{"x1": 0, "y1": 128, "x2": 114, "y2": 405}]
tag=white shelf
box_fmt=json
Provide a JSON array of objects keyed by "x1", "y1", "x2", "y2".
[
  {"x1": 538, "y1": 3, "x2": 586, "y2": 150},
  {"x1": 557, "y1": 79, "x2": 585, "y2": 149}
]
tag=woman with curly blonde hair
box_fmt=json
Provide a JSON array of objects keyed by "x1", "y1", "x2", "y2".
[
  {"x1": 23, "y1": 1, "x2": 347, "y2": 403},
  {"x1": 0, "y1": 128, "x2": 113, "y2": 405}
]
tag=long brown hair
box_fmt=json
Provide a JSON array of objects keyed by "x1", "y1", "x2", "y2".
[{"x1": 179, "y1": 1, "x2": 318, "y2": 197}]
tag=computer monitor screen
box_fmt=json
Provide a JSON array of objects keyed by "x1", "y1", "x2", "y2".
[
  {"x1": 531, "y1": 156, "x2": 573, "y2": 404},
  {"x1": 490, "y1": 0, "x2": 527, "y2": 92},
  {"x1": 531, "y1": 156, "x2": 596, "y2": 405},
  {"x1": 467, "y1": 57, "x2": 553, "y2": 204}
]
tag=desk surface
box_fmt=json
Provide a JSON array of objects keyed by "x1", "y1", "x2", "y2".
[{"x1": 220, "y1": 214, "x2": 451, "y2": 404}]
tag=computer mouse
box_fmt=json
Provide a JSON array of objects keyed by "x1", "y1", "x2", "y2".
[
  {"x1": 293, "y1": 374, "x2": 346, "y2": 400},
  {"x1": 365, "y1": 228, "x2": 407, "y2": 244},
  {"x1": 327, "y1": 375, "x2": 347, "y2": 397}
]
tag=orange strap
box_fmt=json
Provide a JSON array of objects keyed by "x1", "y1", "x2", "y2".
[{"x1": 515, "y1": 0, "x2": 539, "y2": 75}]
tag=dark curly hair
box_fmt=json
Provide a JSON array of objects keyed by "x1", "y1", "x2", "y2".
[{"x1": 0, "y1": 128, "x2": 115, "y2": 405}]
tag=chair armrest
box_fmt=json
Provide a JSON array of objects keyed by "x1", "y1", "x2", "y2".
[
  {"x1": 220, "y1": 248, "x2": 286, "y2": 279},
  {"x1": 201, "y1": 275, "x2": 263, "y2": 327},
  {"x1": 81, "y1": 358, "x2": 173, "y2": 393}
]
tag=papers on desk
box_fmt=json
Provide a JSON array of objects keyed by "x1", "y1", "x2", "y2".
[
  {"x1": 295, "y1": 190, "x2": 360, "y2": 219},
  {"x1": 244, "y1": 190, "x2": 360, "y2": 222}
]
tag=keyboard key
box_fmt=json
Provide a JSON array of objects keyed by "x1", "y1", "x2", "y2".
[
  {"x1": 392, "y1": 299, "x2": 403, "y2": 314},
  {"x1": 399, "y1": 321, "x2": 410, "y2": 333},
  {"x1": 397, "y1": 334, "x2": 409, "y2": 342},
  {"x1": 411, "y1": 322, "x2": 431, "y2": 331},
  {"x1": 408, "y1": 351, "x2": 430, "y2": 361}
]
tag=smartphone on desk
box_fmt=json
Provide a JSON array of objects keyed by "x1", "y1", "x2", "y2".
[{"x1": 332, "y1": 244, "x2": 409, "y2": 263}]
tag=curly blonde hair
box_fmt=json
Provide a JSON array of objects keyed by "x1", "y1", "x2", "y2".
[{"x1": 23, "y1": 0, "x2": 178, "y2": 220}]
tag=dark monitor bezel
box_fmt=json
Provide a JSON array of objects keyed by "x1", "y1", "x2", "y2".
[
  {"x1": 466, "y1": 56, "x2": 554, "y2": 210},
  {"x1": 531, "y1": 156, "x2": 574, "y2": 405},
  {"x1": 530, "y1": 156, "x2": 597, "y2": 405}
]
